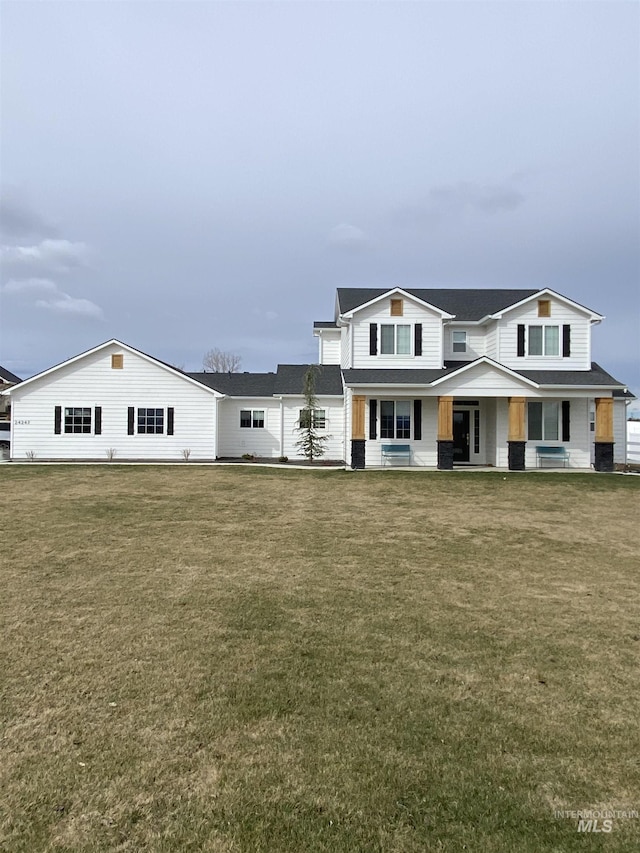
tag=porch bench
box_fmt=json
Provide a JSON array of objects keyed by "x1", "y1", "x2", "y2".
[
  {"x1": 535, "y1": 445, "x2": 570, "y2": 468},
  {"x1": 381, "y1": 444, "x2": 411, "y2": 466}
]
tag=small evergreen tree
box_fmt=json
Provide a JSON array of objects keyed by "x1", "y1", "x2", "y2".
[{"x1": 295, "y1": 365, "x2": 330, "y2": 462}]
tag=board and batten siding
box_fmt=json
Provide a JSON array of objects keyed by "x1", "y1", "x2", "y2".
[
  {"x1": 613, "y1": 400, "x2": 628, "y2": 464},
  {"x1": 350, "y1": 298, "x2": 444, "y2": 369},
  {"x1": 10, "y1": 344, "x2": 217, "y2": 461},
  {"x1": 498, "y1": 298, "x2": 591, "y2": 371}
]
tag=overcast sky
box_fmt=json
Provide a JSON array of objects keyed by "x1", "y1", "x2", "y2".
[{"x1": 1, "y1": 1, "x2": 638, "y2": 398}]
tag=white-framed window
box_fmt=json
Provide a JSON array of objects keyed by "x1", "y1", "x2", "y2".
[
  {"x1": 299, "y1": 409, "x2": 326, "y2": 429},
  {"x1": 240, "y1": 409, "x2": 265, "y2": 428},
  {"x1": 380, "y1": 400, "x2": 411, "y2": 439},
  {"x1": 380, "y1": 324, "x2": 411, "y2": 355},
  {"x1": 64, "y1": 407, "x2": 91, "y2": 434},
  {"x1": 138, "y1": 407, "x2": 164, "y2": 434},
  {"x1": 528, "y1": 325, "x2": 559, "y2": 356},
  {"x1": 528, "y1": 401, "x2": 559, "y2": 441},
  {"x1": 452, "y1": 331, "x2": 467, "y2": 353}
]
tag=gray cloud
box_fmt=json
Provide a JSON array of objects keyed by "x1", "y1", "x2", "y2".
[
  {"x1": 1, "y1": 239, "x2": 90, "y2": 276},
  {"x1": 327, "y1": 223, "x2": 370, "y2": 251},
  {"x1": 0, "y1": 186, "x2": 56, "y2": 241},
  {"x1": 393, "y1": 182, "x2": 526, "y2": 228},
  {"x1": 35, "y1": 293, "x2": 103, "y2": 319}
]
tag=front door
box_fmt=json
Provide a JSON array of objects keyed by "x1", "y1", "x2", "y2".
[{"x1": 453, "y1": 410, "x2": 470, "y2": 462}]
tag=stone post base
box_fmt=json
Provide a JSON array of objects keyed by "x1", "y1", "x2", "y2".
[
  {"x1": 437, "y1": 440, "x2": 454, "y2": 470},
  {"x1": 508, "y1": 441, "x2": 526, "y2": 471},
  {"x1": 351, "y1": 439, "x2": 365, "y2": 469},
  {"x1": 594, "y1": 442, "x2": 614, "y2": 472}
]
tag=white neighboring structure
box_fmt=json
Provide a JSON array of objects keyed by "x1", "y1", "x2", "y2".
[
  {"x1": 3, "y1": 286, "x2": 634, "y2": 469},
  {"x1": 628, "y1": 421, "x2": 640, "y2": 465}
]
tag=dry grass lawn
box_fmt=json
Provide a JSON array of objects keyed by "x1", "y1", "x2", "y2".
[{"x1": 2, "y1": 465, "x2": 639, "y2": 852}]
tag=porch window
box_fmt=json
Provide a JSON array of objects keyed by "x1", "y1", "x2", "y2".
[
  {"x1": 380, "y1": 401, "x2": 411, "y2": 439},
  {"x1": 527, "y1": 401, "x2": 559, "y2": 441},
  {"x1": 528, "y1": 326, "x2": 559, "y2": 356}
]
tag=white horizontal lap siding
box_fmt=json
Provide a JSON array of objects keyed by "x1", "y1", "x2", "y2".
[
  {"x1": 217, "y1": 398, "x2": 281, "y2": 458},
  {"x1": 499, "y1": 299, "x2": 591, "y2": 370},
  {"x1": 10, "y1": 345, "x2": 216, "y2": 461},
  {"x1": 340, "y1": 327, "x2": 351, "y2": 368},
  {"x1": 282, "y1": 397, "x2": 345, "y2": 460},
  {"x1": 319, "y1": 332, "x2": 341, "y2": 365},
  {"x1": 434, "y1": 364, "x2": 535, "y2": 396},
  {"x1": 444, "y1": 326, "x2": 487, "y2": 361},
  {"x1": 351, "y1": 299, "x2": 443, "y2": 369},
  {"x1": 485, "y1": 322, "x2": 498, "y2": 360},
  {"x1": 523, "y1": 397, "x2": 591, "y2": 468}
]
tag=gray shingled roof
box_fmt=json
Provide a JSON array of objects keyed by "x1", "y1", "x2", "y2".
[
  {"x1": 188, "y1": 372, "x2": 277, "y2": 396},
  {"x1": 337, "y1": 288, "x2": 541, "y2": 320},
  {"x1": 274, "y1": 364, "x2": 343, "y2": 395},
  {"x1": 0, "y1": 365, "x2": 22, "y2": 384},
  {"x1": 188, "y1": 364, "x2": 343, "y2": 397},
  {"x1": 313, "y1": 321, "x2": 338, "y2": 329},
  {"x1": 518, "y1": 363, "x2": 626, "y2": 387},
  {"x1": 343, "y1": 362, "x2": 626, "y2": 388}
]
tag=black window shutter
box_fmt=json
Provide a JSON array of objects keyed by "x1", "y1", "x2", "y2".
[
  {"x1": 562, "y1": 401, "x2": 570, "y2": 442},
  {"x1": 369, "y1": 323, "x2": 378, "y2": 355},
  {"x1": 563, "y1": 325, "x2": 571, "y2": 357},
  {"x1": 414, "y1": 399, "x2": 422, "y2": 440},
  {"x1": 128, "y1": 407, "x2": 135, "y2": 435},
  {"x1": 369, "y1": 400, "x2": 377, "y2": 439},
  {"x1": 167, "y1": 407, "x2": 174, "y2": 435},
  {"x1": 414, "y1": 324, "x2": 422, "y2": 357},
  {"x1": 94, "y1": 406, "x2": 102, "y2": 435},
  {"x1": 54, "y1": 406, "x2": 62, "y2": 434},
  {"x1": 517, "y1": 325, "x2": 525, "y2": 357}
]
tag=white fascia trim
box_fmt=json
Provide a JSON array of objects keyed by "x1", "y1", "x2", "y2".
[
  {"x1": 430, "y1": 357, "x2": 541, "y2": 389},
  {"x1": 340, "y1": 287, "x2": 455, "y2": 320},
  {"x1": 8, "y1": 339, "x2": 222, "y2": 397},
  {"x1": 490, "y1": 288, "x2": 604, "y2": 321}
]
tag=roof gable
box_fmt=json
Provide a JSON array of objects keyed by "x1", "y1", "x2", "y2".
[
  {"x1": 337, "y1": 287, "x2": 542, "y2": 321},
  {"x1": 338, "y1": 287, "x2": 455, "y2": 320},
  {"x1": 488, "y1": 288, "x2": 603, "y2": 320},
  {"x1": 7, "y1": 340, "x2": 221, "y2": 396}
]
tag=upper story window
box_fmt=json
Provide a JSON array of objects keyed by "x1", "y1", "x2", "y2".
[
  {"x1": 380, "y1": 324, "x2": 411, "y2": 355},
  {"x1": 517, "y1": 323, "x2": 570, "y2": 358},
  {"x1": 452, "y1": 331, "x2": 467, "y2": 353},
  {"x1": 528, "y1": 325, "x2": 559, "y2": 356},
  {"x1": 370, "y1": 323, "x2": 422, "y2": 357}
]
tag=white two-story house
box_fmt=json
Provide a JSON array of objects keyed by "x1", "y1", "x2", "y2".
[
  {"x1": 3, "y1": 286, "x2": 631, "y2": 470},
  {"x1": 313, "y1": 287, "x2": 630, "y2": 471}
]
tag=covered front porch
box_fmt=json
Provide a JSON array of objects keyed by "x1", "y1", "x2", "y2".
[{"x1": 347, "y1": 393, "x2": 616, "y2": 472}]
